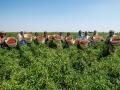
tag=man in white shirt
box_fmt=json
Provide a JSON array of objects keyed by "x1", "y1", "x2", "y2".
[{"x1": 17, "y1": 31, "x2": 27, "y2": 45}]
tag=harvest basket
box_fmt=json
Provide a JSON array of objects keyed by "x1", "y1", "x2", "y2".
[
  {"x1": 48, "y1": 35, "x2": 63, "y2": 48},
  {"x1": 54, "y1": 40, "x2": 63, "y2": 48},
  {"x1": 48, "y1": 35, "x2": 54, "y2": 41},
  {"x1": 93, "y1": 35, "x2": 104, "y2": 42},
  {"x1": 112, "y1": 36, "x2": 120, "y2": 45},
  {"x1": 65, "y1": 36, "x2": 75, "y2": 45},
  {"x1": 5, "y1": 37, "x2": 17, "y2": 47},
  {"x1": 75, "y1": 39, "x2": 90, "y2": 46},
  {"x1": 54, "y1": 35, "x2": 62, "y2": 41},
  {"x1": 0, "y1": 37, "x2": 2, "y2": 44},
  {"x1": 36, "y1": 36, "x2": 45, "y2": 44},
  {"x1": 24, "y1": 34, "x2": 32, "y2": 43}
]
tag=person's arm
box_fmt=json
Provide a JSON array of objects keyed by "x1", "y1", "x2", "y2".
[
  {"x1": 17, "y1": 34, "x2": 20, "y2": 41},
  {"x1": 110, "y1": 36, "x2": 120, "y2": 44},
  {"x1": 0, "y1": 37, "x2": 2, "y2": 44},
  {"x1": 22, "y1": 34, "x2": 25, "y2": 39},
  {"x1": 34, "y1": 36, "x2": 37, "y2": 40},
  {"x1": 111, "y1": 40, "x2": 120, "y2": 44}
]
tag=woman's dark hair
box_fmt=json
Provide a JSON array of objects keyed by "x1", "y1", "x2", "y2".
[
  {"x1": 20, "y1": 31, "x2": 24, "y2": 35},
  {"x1": 67, "y1": 32, "x2": 70, "y2": 36},
  {"x1": 78, "y1": 30, "x2": 82, "y2": 35},
  {"x1": 109, "y1": 30, "x2": 114, "y2": 37},
  {"x1": 35, "y1": 32, "x2": 38, "y2": 36},
  {"x1": 44, "y1": 31, "x2": 48, "y2": 35},
  {"x1": 1, "y1": 35, "x2": 3, "y2": 38},
  {"x1": 85, "y1": 31, "x2": 88, "y2": 36},
  {"x1": 93, "y1": 30, "x2": 97, "y2": 35},
  {"x1": 59, "y1": 32, "x2": 63, "y2": 36}
]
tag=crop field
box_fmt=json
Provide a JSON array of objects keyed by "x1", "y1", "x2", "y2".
[{"x1": 1, "y1": 32, "x2": 120, "y2": 90}]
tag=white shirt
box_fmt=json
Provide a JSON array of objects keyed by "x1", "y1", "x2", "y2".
[
  {"x1": 18, "y1": 33, "x2": 24, "y2": 41},
  {"x1": 83, "y1": 35, "x2": 90, "y2": 40}
]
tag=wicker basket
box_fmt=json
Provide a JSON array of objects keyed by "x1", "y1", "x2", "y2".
[
  {"x1": 36, "y1": 36, "x2": 45, "y2": 44},
  {"x1": 112, "y1": 36, "x2": 120, "y2": 45},
  {"x1": 65, "y1": 36, "x2": 75, "y2": 45},
  {"x1": 5, "y1": 37, "x2": 17, "y2": 47},
  {"x1": 54, "y1": 35, "x2": 62, "y2": 41},
  {"x1": 0, "y1": 37, "x2": 2, "y2": 44},
  {"x1": 75, "y1": 39, "x2": 90, "y2": 46},
  {"x1": 48, "y1": 35, "x2": 54, "y2": 41},
  {"x1": 24, "y1": 34, "x2": 32, "y2": 43},
  {"x1": 93, "y1": 35, "x2": 104, "y2": 42}
]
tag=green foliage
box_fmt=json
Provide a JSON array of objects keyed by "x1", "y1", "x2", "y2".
[{"x1": 1, "y1": 33, "x2": 120, "y2": 90}]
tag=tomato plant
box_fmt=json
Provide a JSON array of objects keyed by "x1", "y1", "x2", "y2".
[{"x1": 1, "y1": 32, "x2": 120, "y2": 90}]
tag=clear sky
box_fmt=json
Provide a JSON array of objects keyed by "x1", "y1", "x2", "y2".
[{"x1": 0, "y1": 0, "x2": 120, "y2": 32}]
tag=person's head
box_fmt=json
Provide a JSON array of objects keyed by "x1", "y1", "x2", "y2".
[
  {"x1": 78, "y1": 30, "x2": 82, "y2": 35},
  {"x1": 2, "y1": 32, "x2": 7, "y2": 37},
  {"x1": 93, "y1": 30, "x2": 97, "y2": 35},
  {"x1": 1, "y1": 35, "x2": 4, "y2": 38},
  {"x1": 85, "y1": 31, "x2": 88, "y2": 36},
  {"x1": 44, "y1": 31, "x2": 48, "y2": 35},
  {"x1": 35, "y1": 32, "x2": 38, "y2": 36},
  {"x1": 67, "y1": 32, "x2": 70, "y2": 36},
  {"x1": 20, "y1": 31, "x2": 24, "y2": 35},
  {"x1": 109, "y1": 30, "x2": 114, "y2": 37},
  {"x1": 59, "y1": 32, "x2": 62, "y2": 36}
]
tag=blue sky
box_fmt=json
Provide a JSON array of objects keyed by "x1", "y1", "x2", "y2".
[{"x1": 0, "y1": 0, "x2": 120, "y2": 32}]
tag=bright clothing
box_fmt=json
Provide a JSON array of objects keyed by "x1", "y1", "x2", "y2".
[
  {"x1": 83, "y1": 35, "x2": 90, "y2": 40},
  {"x1": 18, "y1": 33, "x2": 24, "y2": 41},
  {"x1": 17, "y1": 33, "x2": 27, "y2": 45},
  {"x1": 78, "y1": 34, "x2": 84, "y2": 40}
]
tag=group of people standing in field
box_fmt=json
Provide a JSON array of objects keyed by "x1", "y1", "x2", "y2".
[{"x1": 0, "y1": 30, "x2": 120, "y2": 58}]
